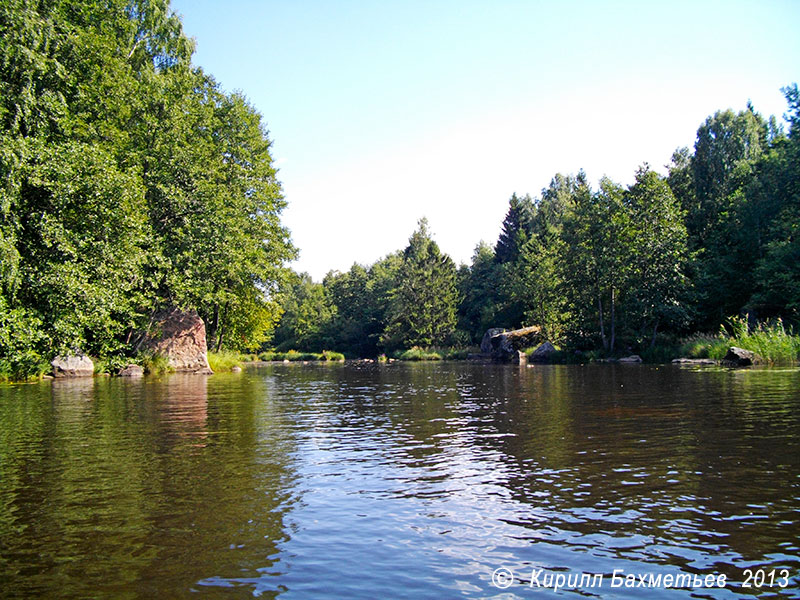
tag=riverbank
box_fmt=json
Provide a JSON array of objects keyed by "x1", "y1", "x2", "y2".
[{"x1": 3, "y1": 319, "x2": 799, "y2": 383}]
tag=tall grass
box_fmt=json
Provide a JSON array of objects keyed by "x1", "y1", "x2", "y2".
[
  {"x1": 257, "y1": 350, "x2": 345, "y2": 362},
  {"x1": 724, "y1": 317, "x2": 800, "y2": 363},
  {"x1": 138, "y1": 350, "x2": 172, "y2": 375},
  {"x1": 0, "y1": 352, "x2": 49, "y2": 382},
  {"x1": 679, "y1": 318, "x2": 800, "y2": 364},
  {"x1": 678, "y1": 333, "x2": 729, "y2": 360},
  {"x1": 207, "y1": 350, "x2": 243, "y2": 372},
  {"x1": 395, "y1": 347, "x2": 442, "y2": 361}
]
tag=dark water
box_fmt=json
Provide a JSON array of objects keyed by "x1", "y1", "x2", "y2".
[{"x1": 1, "y1": 363, "x2": 799, "y2": 598}]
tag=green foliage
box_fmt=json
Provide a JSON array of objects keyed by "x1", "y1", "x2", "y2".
[
  {"x1": 384, "y1": 219, "x2": 458, "y2": 350},
  {"x1": 678, "y1": 333, "x2": 729, "y2": 359},
  {"x1": 272, "y1": 272, "x2": 336, "y2": 352},
  {"x1": 0, "y1": 0, "x2": 294, "y2": 379},
  {"x1": 395, "y1": 347, "x2": 443, "y2": 361},
  {"x1": 0, "y1": 297, "x2": 48, "y2": 381},
  {"x1": 138, "y1": 350, "x2": 171, "y2": 375},
  {"x1": 457, "y1": 241, "x2": 499, "y2": 341},
  {"x1": 207, "y1": 350, "x2": 243, "y2": 372},
  {"x1": 257, "y1": 350, "x2": 344, "y2": 362},
  {"x1": 495, "y1": 193, "x2": 534, "y2": 264},
  {"x1": 676, "y1": 319, "x2": 800, "y2": 364},
  {"x1": 92, "y1": 354, "x2": 133, "y2": 375},
  {"x1": 623, "y1": 165, "x2": 690, "y2": 346},
  {"x1": 722, "y1": 317, "x2": 800, "y2": 363}
]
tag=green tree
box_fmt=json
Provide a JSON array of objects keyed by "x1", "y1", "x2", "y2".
[
  {"x1": 624, "y1": 166, "x2": 689, "y2": 346},
  {"x1": 495, "y1": 193, "x2": 534, "y2": 264},
  {"x1": 457, "y1": 241, "x2": 499, "y2": 341},
  {"x1": 561, "y1": 176, "x2": 630, "y2": 351},
  {"x1": 749, "y1": 84, "x2": 800, "y2": 322},
  {"x1": 384, "y1": 219, "x2": 458, "y2": 349},
  {"x1": 273, "y1": 272, "x2": 335, "y2": 352}
]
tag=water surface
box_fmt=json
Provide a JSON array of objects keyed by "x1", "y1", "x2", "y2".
[{"x1": 1, "y1": 363, "x2": 798, "y2": 598}]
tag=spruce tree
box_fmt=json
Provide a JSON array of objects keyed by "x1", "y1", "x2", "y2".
[{"x1": 385, "y1": 219, "x2": 458, "y2": 349}]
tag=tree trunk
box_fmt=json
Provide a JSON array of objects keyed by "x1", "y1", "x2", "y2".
[
  {"x1": 598, "y1": 293, "x2": 608, "y2": 350},
  {"x1": 650, "y1": 319, "x2": 659, "y2": 349},
  {"x1": 215, "y1": 304, "x2": 227, "y2": 352},
  {"x1": 609, "y1": 287, "x2": 616, "y2": 353}
]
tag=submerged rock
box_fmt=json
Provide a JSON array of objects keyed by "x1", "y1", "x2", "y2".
[
  {"x1": 51, "y1": 354, "x2": 94, "y2": 378},
  {"x1": 139, "y1": 307, "x2": 214, "y2": 374},
  {"x1": 672, "y1": 358, "x2": 717, "y2": 365},
  {"x1": 118, "y1": 364, "x2": 144, "y2": 377},
  {"x1": 618, "y1": 355, "x2": 643, "y2": 363}
]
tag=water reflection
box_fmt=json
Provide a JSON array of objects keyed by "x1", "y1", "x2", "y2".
[
  {"x1": 0, "y1": 373, "x2": 300, "y2": 599},
  {"x1": 1, "y1": 364, "x2": 799, "y2": 598}
]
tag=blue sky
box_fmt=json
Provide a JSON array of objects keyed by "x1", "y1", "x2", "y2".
[{"x1": 171, "y1": 0, "x2": 800, "y2": 281}]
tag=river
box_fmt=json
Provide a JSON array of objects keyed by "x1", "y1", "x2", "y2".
[{"x1": 1, "y1": 362, "x2": 798, "y2": 598}]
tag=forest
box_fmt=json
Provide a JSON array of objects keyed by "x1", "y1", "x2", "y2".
[
  {"x1": 0, "y1": 0, "x2": 294, "y2": 379},
  {"x1": 275, "y1": 91, "x2": 800, "y2": 361},
  {"x1": 1, "y1": 0, "x2": 799, "y2": 380}
]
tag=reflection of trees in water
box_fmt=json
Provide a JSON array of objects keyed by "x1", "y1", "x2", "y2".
[
  {"x1": 474, "y1": 365, "x2": 800, "y2": 575},
  {"x1": 266, "y1": 363, "x2": 800, "y2": 577},
  {"x1": 0, "y1": 373, "x2": 300, "y2": 599}
]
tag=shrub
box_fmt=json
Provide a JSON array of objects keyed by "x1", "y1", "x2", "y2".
[
  {"x1": 207, "y1": 350, "x2": 243, "y2": 372},
  {"x1": 0, "y1": 302, "x2": 49, "y2": 382},
  {"x1": 441, "y1": 347, "x2": 471, "y2": 360},
  {"x1": 679, "y1": 333, "x2": 728, "y2": 359},
  {"x1": 93, "y1": 354, "x2": 132, "y2": 375},
  {"x1": 396, "y1": 347, "x2": 442, "y2": 361},
  {"x1": 0, "y1": 351, "x2": 50, "y2": 382},
  {"x1": 322, "y1": 350, "x2": 345, "y2": 361},
  {"x1": 138, "y1": 350, "x2": 172, "y2": 375}
]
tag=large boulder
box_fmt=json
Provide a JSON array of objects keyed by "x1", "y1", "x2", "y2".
[
  {"x1": 480, "y1": 328, "x2": 506, "y2": 354},
  {"x1": 722, "y1": 346, "x2": 759, "y2": 367},
  {"x1": 489, "y1": 325, "x2": 543, "y2": 362},
  {"x1": 51, "y1": 354, "x2": 94, "y2": 378},
  {"x1": 139, "y1": 308, "x2": 213, "y2": 374},
  {"x1": 530, "y1": 341, "x2": 557, "y2": 362}
]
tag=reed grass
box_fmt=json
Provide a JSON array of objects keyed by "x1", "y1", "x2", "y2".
[{"x1": 207, "y1": 350, "x2": 243, "y2": 372}]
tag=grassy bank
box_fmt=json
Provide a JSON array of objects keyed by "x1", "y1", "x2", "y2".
[
  {"x1": 392, "y1": 346, "x2": 472, "y2": 361},
  {"x1": 258, "y1": 350, "x2": 345, "y2": 362},
  {"x1": 676, "y1": 318, "x2": 800, "y2": 364}
]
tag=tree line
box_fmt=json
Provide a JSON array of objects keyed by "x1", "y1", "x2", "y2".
[
  {"x1": 275, "y1": 88, "x2": 800, "y2": 358},
  {"x1": 1, "y1": 1, "x2": 797, "y2": 377},
  {"x1": 0, "y1": 0, "x2": 294, "y2": 379}
]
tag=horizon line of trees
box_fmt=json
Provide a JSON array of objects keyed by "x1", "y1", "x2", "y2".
[{"x1": 275, "y1": 86, "x2": 800, "y2": 358}]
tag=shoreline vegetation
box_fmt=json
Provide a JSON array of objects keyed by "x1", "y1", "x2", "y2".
[{"x1": 1, "y1": 2, "x2": 799, "y2": 382}]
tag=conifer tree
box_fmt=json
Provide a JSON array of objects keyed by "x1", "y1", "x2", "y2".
[{"x1": 384, "y1": 219, "x2": 458, "y2": 348}]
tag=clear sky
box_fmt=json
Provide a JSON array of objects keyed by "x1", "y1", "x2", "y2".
[{"x1": 171, "y1": 0, "x2": 799, "y2": 281}]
